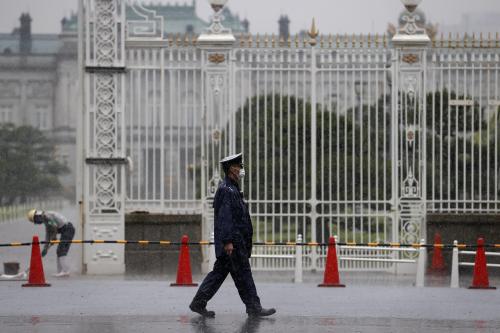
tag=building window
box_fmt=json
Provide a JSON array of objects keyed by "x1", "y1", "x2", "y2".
[
  {"x1": 0, "y1": 105, "x2": 13, "y2": 123},
  {"x1": 34, "y1": 104, "x2": 49, "y2": 130}
]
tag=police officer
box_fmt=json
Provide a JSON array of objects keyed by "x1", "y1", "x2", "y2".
[
  {"x1": 190, "y1": 153, "x2": 276, "y2": 318},
  {"x1": 27, "y1": 209, "x2": 75, "y2": 277}
]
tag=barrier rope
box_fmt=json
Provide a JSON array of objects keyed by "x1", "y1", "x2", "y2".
[{"x1": 1, "y1": 240, "x2": 500, "y2": 249}]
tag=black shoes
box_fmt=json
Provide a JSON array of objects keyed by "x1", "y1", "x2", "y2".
[
  {"x1": 247, "y1": 308, "x2": 276, "y2": 317},
  {"x1": 189, "y1": 303, "x2": 215, "y2": 318},
  {"x1": 190, "y1": 302, "x2": 276, "y2": 318}
]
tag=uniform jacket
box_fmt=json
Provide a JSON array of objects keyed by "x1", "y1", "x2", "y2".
[{"x1": 213, "y1": 176, "x2": 253, "y2": 258}]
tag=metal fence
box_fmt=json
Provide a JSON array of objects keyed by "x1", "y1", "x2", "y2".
[
  {"x1": 121, "y1": 37, "x2": 500, "y2": 218},
  {"x1": 82, "y1": 0, "x2": 500, "y2": 273},
  {"x1": 427, "y1": 45, "x2": 500, "y2": 213}
]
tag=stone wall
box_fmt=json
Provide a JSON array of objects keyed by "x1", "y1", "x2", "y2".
[{"x1": 125, "y1": 213, "x2": 203, "y2": 276}]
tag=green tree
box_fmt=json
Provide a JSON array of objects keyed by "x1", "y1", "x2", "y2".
[
  {"x1": 234, "y1": 93, "x2": 392, "y2": 204},
  {"x1": 0, "y1": 124, "x2": 68, "y2": 205}
]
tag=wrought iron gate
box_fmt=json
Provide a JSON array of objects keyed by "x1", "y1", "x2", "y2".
[{"x1": 81, "y1": 0, "x2": 500, "y2": 274}]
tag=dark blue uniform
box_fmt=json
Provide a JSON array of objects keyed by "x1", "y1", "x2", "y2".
[{"x1": 191, "y1": 176, "x2": 262, "y2": 313}]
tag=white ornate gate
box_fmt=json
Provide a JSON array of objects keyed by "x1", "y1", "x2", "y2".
[{"x1": 80, "y1": 0, "x2": 500, "y2": 274}]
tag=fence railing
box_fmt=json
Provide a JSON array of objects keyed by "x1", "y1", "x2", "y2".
[
  {"x1": 249, "y1": 234, "x2": 425, "y2": 274},
  {"x1": 0, "y1": 200, "x2": 66, "y2": 224}
]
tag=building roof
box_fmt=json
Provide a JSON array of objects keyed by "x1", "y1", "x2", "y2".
[
  {"x1": 0, "y1": 33, "x2": 61, "y2": 55},
  {"x1": 2, "y1": 3, "x2": 248, "y2": 55},
  {"x1": 62, "y1": 3, "x2": 248, "y2": 35}
]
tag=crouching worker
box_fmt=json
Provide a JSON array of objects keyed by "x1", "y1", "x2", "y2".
[
  {"x1": 27, "y1": 209, "x2": 75, "y2": 277},
  {"x1": 190, "y1": 153, "x2": 276, "y2": 318}
]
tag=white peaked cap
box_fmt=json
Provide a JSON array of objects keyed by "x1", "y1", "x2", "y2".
[{"x1": 219, "y1": 153, "x2": 243, "y2": 165}]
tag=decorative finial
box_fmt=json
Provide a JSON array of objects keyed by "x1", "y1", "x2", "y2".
[{"x1": 308, "y1": 18, "x2": 319, "y2": 46}]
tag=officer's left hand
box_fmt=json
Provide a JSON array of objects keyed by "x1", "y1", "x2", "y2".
[
  {"x1": 41, "y1": 249, "x2": 48, "y2": 257},
  {"x1": 224, "y1": 242, "x2": 234, "y2": 256}
]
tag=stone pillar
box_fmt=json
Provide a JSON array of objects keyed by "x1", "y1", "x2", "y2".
[
  {"x1": 392, "y1": 1, "x2": 430, "y2": 257},
  {"x1": 82, "y1": 0, "x2": 127, "y2": 274},
  {"x1": 197, "y1": 5, "x2": 235, "y2": 272}
]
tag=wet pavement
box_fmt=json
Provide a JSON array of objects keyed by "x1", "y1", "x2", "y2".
[
  {"x1": 2, "y1": 314, "x2": 500, "y2": 333},
  {"x1": 1, "y1": 279, "x2": 500, "y2": 332},
  {"x1": 2, "y1": 208, "x2": 500, "y2": 332}
]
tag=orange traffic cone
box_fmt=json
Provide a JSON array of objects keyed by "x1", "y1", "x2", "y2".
[
  {"x1": 429, "y1": 233, "x2": 446, "y2": 273},
  {"x1": 318, "y1": 236, "x2": 345, "y2": 287},
  {"x1": 22, "y1": 236, "x2": 50, "y2": 287},
  {"x1": 469, "y1": 238, "x2": 496, "y2": 289},
  {"x1": 171, "y1": 235, "x2": 198, "y2": 287}
]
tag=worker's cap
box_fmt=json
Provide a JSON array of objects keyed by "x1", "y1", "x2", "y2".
[
  {"x1": 27, "y1": 209, "x2": 44, "y2": 224},
  {"x1": 220, "y1": 153, "x2": 243, "y2": 172}
]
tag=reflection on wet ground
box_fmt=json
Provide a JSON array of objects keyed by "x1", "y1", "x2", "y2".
[{"x1": 2, "y1": 315, "x2": 500, "y2": 333}]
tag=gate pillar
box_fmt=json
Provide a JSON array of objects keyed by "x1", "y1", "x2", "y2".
[
  {"x1": 197, "y1": 3, "x2": 235, "y2": 272},
  {"x1": 391, "y1": 1, "x2": 431, "y2": 252},
  {"x1": 81, "y1": 0, "x2": 127, "y2": 274}
]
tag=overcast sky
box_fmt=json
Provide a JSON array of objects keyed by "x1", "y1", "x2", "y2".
[{"x1": 1, "y1": 0, "x2": 500, "y2": 35}]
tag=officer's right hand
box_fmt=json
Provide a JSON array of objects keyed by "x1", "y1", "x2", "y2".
[{"x1": 224, "y1": 242, "x2": 234, "y2": 256}]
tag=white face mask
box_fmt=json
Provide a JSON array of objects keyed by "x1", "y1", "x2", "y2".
[{"x1": 238, "y1": 168, "x2": 246, "y2": 179}]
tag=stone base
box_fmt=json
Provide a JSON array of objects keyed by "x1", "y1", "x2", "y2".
[
  {"x1": 125, "y1": 214, "x2": 202, "y2": 275},
  {"x1": 85, "y1": 262, "x2": 125, "y2": 275}
]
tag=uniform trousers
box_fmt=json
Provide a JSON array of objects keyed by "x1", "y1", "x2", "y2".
[{"x1": 191, "y1": 245, "x2": 261, "y2": 313}]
